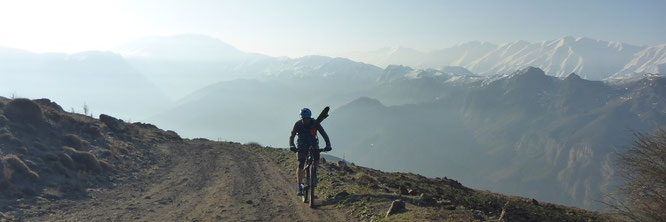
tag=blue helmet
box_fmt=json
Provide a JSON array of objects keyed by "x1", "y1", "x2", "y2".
[{"x1": 300, "y1": 108, "x2": 312, "y2": 118}]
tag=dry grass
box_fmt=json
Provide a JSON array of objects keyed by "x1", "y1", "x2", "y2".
[
  {"x1": 99, "y1": 160, "x2": 112, "y2": 171},
  {"x1": 0, "y1": 132, "x2": 22, "y2": 146},
  {"x1": 42, "y1": 188, "x2": 63, "y2": 200},
  {"x1": 63, "y1": 147, "x2": 102, "y2": 172},
  {"x1": 0, "y1": 114, "x2": 8, "y2": 127},
  {"x1": 3, "y1": 98, "x2": 44, "y2": 123},
  {"x1": 59, "y1": 152, "x2": 74, "y2": 169},
  {"x1": 355, "y1": 172, "x2": 378, "y2": 187},
  {"x1": 3, "y1": 154, "x2": 40, "y2": 181},
  {"x1": 62, "y1": 134, "x2": 89, "y2": 150},
  {"x1": 245, "y1": 142, "x2": 263, "y2": 147},
  {"x1": 0, "y1": 158, "x2": 9, "y2": 183}
]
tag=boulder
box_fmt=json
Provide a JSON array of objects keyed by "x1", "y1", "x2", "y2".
[
  {"x1": 385, "y1": 199, "x2": 406, "y2": 217},
  {"x1": 99, "y1": 114, "x2": 125, "y2": 132},
  {"x1": 407, "y1": 188, "x2": 420, "y2": 196},
  {"x1": 33, "y1": 99, "x2": 64, "y2": 112},
  {"x1": 397, "y1": 185, "x2": 409, "y2": 195},
  {"x1": 337, "y1": 160, "x2": 347, "y2": 169},
  {"x1": 419, "y1": 193, "x2": 437, "y2": 206},
  {"x1": 437, "y1": 199, "x2": 453, "y2": 206},
  {"x1": 335, "y1": 190, "x2": 349, "y2": 198},
  {"x1": 165, "y1": 130, "x2": 182, "y2": 141}
]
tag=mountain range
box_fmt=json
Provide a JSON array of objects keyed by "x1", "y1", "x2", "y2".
[
  {"x1": 342, "y1": 37, "x2": 665, "y2": 80},
  {"x1": 1, "y1": 34, "x2": 665, "y2": 210},
  {"x1": 328, "y1": 67, "x2": 666, "y2": 209}
]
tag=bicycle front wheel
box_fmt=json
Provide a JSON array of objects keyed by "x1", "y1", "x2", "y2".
[
  {"x1": 303, "y1": 166, "x2": 309, "y2": 203},
  {"x1": 309, "y1": 162, "x2": 316, "y2": 208}
]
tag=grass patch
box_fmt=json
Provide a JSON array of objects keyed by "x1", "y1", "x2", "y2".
[
  {"x1": 42, "y1": 188, "x2": 63, "y2": 200},
  {"x1": 63, "y1": 147, "x2": 102, "y2": 173},
  {"x1": 3, "y1": 154, "x2": 40, "y2": 181}
]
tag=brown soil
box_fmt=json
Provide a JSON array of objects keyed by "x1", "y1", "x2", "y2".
[{"x1": 10, "y1": 140, "x2": 352, "y2": 221}]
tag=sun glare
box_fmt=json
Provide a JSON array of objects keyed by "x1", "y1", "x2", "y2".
[{"x1": 0, "y1": 0, "x2": 157, "y2": 53}]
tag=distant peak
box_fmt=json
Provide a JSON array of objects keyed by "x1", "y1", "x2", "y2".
[
  {"x1": 455, "y1": 41, "x2": 495, "y2": 48},
  {"x1": 514, "y1": 66, "x2": 546, "y2": 77},
  {"x1": 348, "y1": 97, "x2": 385, "y2": 107},
  {"x1": 565, "y1": 73, "x2": 582, "y2": 81},
  {"x1": 574, "y1": 36, "x2": 593, "y2": 42},
  {"x1": 385, "y1": 64, "x2": 414, "y2": 71},
  {"x1": 440, "y1": 66, "x2": 475, "y2": 76},
  {"x1": 560, "y1": 36, "x2": 576, "y2": 43}
]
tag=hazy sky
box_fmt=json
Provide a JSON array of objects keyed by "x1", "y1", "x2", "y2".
[{"x1": 0, "y1": 0, "x2": 664, "y2": 57}]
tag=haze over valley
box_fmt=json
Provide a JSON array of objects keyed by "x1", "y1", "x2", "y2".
[
  {"x1": 1, "y1": 1, "x2": 665, "y2": 219},
  {"x1": 2, "y1": 34, "x2": 665, "y2": 210}
]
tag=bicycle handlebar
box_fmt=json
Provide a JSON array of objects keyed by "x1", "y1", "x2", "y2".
[
  {"x1": 300, "y1": 148, "x2": 326, "y2": 152},
  {"x1": 291, "y1": 147, "x2": 328, "y2": 152}
]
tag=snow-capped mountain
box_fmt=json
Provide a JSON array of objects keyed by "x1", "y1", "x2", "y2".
[
  {"x1": 247, "y1": 55, "x2": 383, "y2": 81},
  {"x1": 465, "y1": 37, "x2": 643, "y2": 79},
  {"x1": 612, "y1": 44, "x2": 666, "y2": 79},
  {"x1": 343, "y1": 37, "x2": 665, "y2": 80}
]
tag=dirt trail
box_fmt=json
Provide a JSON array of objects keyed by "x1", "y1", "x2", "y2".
[{"x1": 19, "y1": 140, "x2": 352, "y2": 221}]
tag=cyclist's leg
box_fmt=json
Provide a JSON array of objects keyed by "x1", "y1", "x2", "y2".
[{"x1": 297, "y1": 148, "x2": 307, "y2": 184}]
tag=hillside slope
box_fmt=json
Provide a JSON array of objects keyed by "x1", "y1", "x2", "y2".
[
  {"x1": 0, "y1": 97, "x2": 606, "y2": 221},
  {"x1": 0, "y1": 97, "x2": 349, "y2": 221}
]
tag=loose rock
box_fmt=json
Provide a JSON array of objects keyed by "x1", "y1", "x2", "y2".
[
  {"x1": 385, "y1": 199, "x2": 406, "y2": 217},
  {"x1": 100, "y1": 114, "x2": 126, "y2": 132}
]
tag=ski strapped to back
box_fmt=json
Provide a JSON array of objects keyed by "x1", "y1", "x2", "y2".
[{"x1": 315, "y1": 106, "x2": 329, "y2": 124}]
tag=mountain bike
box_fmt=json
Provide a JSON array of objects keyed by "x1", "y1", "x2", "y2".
[{"x1": 302, "y1": 146, "x2": 326, "y2": 208}]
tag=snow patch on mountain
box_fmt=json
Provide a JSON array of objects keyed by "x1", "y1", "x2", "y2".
[
  {"x1": 344, "y1": 37, "x2": 664, "y2": 81},
  {"x1": 611, "y1": 44, "x2": 666, "y2": 79}
]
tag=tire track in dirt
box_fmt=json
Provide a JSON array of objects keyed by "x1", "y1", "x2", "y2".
[{"x1": 18, "y1": 140, "x2": 352, "y2": 221}]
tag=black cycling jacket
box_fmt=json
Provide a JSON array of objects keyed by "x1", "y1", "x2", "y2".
[{"x1": 289, "y1": 117, "x2": 330, "y2": 148}]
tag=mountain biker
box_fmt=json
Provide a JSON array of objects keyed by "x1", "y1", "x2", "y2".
[{"x1": 289, "y1": 108, "x2": 332, "y2": 196}]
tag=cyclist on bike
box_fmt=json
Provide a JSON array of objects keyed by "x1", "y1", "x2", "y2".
[{"x1": 289, "y1": 108, "x2": 332, "y2": 196}]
